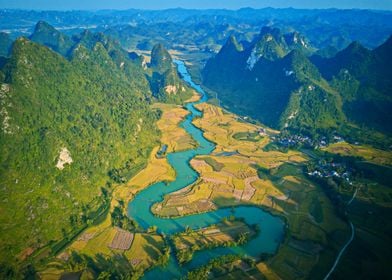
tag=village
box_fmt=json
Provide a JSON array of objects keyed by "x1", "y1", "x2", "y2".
[
  {"x1": 271, "y1": 132, "x2": 345, "y2": 149},
  {"x1": 306, "y1": 159, "x2": 352, "y2": 183}
]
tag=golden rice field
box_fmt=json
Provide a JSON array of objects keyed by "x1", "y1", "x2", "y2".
[
  {"x1": 152, "y1": 102, "x2": 197, "y2": 153},
  {"x1": 113, "y1": 146, "x2": 176, "y2": 207},
  {"x1": 322, "y1": 141, "x2": 392, "y2": 166},
  {"x1": 123, "y1": 233, "x2": 165, "y2": 269},
  {"x1": 173, "y1": 220, "x2": 255, "y2": 262},
  {"x1": 153, "y1": 102, "x2": 349, "y2": 280}
]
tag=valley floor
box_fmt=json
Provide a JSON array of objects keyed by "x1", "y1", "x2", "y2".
[
  {"x1": 36, "y1": 89, "x2": 391, "y2": 280},
  {"x1": 152, "y1": 102, "x2": 350, "y2": 279},
  {"x1": 36, "y1": 95, "x2": 200, "y2": 279}
]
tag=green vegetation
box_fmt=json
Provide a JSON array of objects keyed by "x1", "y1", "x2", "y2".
[
  {"x1": 232, "y1": 131, "x2": 262, "y2": 142},
  {"x1": 304, "y1": 150, "x2": 392, "y2": 279},
  {"x1": 42, "y1": 250, "x2": 149, "y2": 279},
  {"x1": 314, "y1": 38, "x2": 392, "y2": 143},
  {"x1": 0, "y1": 25, "x2": 161, "y2": 276},
  {"x1": 310, "y1": 197, "x2": 324, "y2": 223},
  {"x1": 29, "y1": 21, "x2": 74, "y2": 56},
  {"x1": 173, "y1": 219, "x2": 255, "y2": 264},
  {"x1": 148, "y1": 43, "x2": 193, "y2": 104},
  {"x1": 203, "y1": 27, "x2": 392, "y2": 147},
  {"x1": 111, "y1": 202, "x2": 138, "y2": 231},
  {"x1": 332, "y1": 201, "x2": 392, "y2": 280},
  {"x1": 202, "y1": 157, "x2": 224, "y2": 172},
  {"x1": 185, "y1": 255, "x2": 256, "y2": 280},
  {"x1": 150, "y1": 43, "x2": 173, "y2": 73},
  {"x1": 203, "y1": 27, "x2": 344, "y2": 132},
  {"x1": 1, "y1": 15, "x2": 391, "y2": 280}
]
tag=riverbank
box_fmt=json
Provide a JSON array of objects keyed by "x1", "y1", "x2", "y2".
[
  {"x1": 145, "y1": 61, "x2": 352, "y2": 279},
  {"x1": 151, "y1": 100, "x2": 351, "y2": 279}
]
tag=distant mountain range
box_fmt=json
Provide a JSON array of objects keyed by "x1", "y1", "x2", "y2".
[
  {"x1": 1, "y1": 8, "x2": 392, "y2": 51},
  {"x1": 202, "y1": 27, "x2": 392, "y2": 145},
  {"x1": 0, "y1": 32, "x2": 12, "y2": 57}
]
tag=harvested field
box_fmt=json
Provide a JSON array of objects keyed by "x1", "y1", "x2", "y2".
[
  {"x1": 214, "y1": 184, "x2": 233, "y2": 193},
  {"x1": 166, "y1": 196, "x2": 189, "y2": 206},
  {"x1": 221, "y1": 170, "x2": 236, "y2": 177},
  {"x1": 196, "y1": 199, "x2": 214, "y2": 211},
  {"x1": 244, "y1": 176, "x2": 258, "y2": 187},
  {"x1": 202, "y1": 177, "x2": 227, "y2": 185},
  {"x1": 233, "y1": 189, "x2": 243, "y2": 200},
  {"x1": 78, "y1": 232, "x2": 95, "y2": 242},
  {"x1": 191, "y1": 159, "x2": 208, "y2": 167},
  {"x1": 109, "y1": 228, "x2": 134, "y2": 250},
  {"x1": 203, "y1": 157, "x2": 225, "y2": 171},
  {"x1": 152, "y1": 103, "x2": 196, "y2": 152},
  {"x1": 124, "y1": 234, "x2": 165, "y2": 269},
  {"x1": 242, "y1": 176, "x2": 257, "y2": 201}
]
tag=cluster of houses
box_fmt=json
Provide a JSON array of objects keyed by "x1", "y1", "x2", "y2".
[
  {"x1": 257, "y1": 127, "x2": 267, "y2": 136},
  {"x1": 271, "y1": 134, "x2": 317, "y2": 148},
  {"x1": 272, "y1": 133, "x2": 345, "y2": 149},
  {"x1": 307, "y1": 160, "x2": 352, "y2": 184}
]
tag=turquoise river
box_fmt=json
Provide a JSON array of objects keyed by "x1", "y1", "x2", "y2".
[{"x1": 127, "y1": 60, "x2": 285, "y2": 279}]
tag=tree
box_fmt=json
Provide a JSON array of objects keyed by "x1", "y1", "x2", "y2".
[
  {"x1": 97, "y1": 271, "x2": 112, "y2": 280},
  {"x1": 111, "y1": 206, "x2": 124, "y2": 227},
  {"x1": 148, "y1": 225, "x2": 157, "y2": 233}
]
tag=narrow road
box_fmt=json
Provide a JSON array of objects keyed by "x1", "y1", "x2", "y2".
[{"x1": 323, "y1": 187, "x2": 358, "y2": 280}]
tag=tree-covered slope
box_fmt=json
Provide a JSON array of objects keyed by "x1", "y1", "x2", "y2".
[
  {"x1": 202, "y1": 27, "x2": 391, "y2": 143},
  {"x1": 203, "y1": 27, "x2": 342, "y2": 131},
  {"x1": 0, "y1": 34, "x2": 160, "y2": 274},
  {"x1": 313, "y1": 36, "x2": 392, "y2": 134},
  {"x1": 29, "y1": 20, "x2": 74, "y2": 57},
  {"x1": 148, "y1": 43, "x2": 193, "y2": 104}
]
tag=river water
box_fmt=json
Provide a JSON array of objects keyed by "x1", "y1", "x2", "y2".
[{"x1": 127, "y1": 60, "x2": 285, "y2": 279}]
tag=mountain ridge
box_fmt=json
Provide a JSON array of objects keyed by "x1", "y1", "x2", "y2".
[
  {"x1": 202, "y1": 27, "x2": 391, "y2": 145},
  {"x1": 0, "y1": 25, "x2": 162, "y2": 273}
]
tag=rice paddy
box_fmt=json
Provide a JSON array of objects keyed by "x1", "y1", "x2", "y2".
[
  {"x1": 322, "y1": 141, "x2": 392, "y2": 166},
  {"x1": 152, "y1": 102, "x2": 350, "y2": 279},
  {"x1": 173, "y1": 220, "x2": 256, "y2": 263}
]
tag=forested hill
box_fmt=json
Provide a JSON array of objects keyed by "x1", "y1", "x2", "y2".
[
  {"x1": 148, "y1": 43, "x2": 193, "y2": 104},
  {"x1": 202, "y1": 27, "x2": 392, "y2": 146},
  {"x1": 0, "y1": 22, "x2": 166, "y2": 274}
]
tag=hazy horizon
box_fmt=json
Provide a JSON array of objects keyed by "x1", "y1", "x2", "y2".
[{"x1": 0, "y1": 0, "x2": 391, "y2": 11}]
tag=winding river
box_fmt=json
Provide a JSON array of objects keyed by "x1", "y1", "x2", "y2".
[{"x1": 127, "y1": 60, "x2": 285, "y2": 279}]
